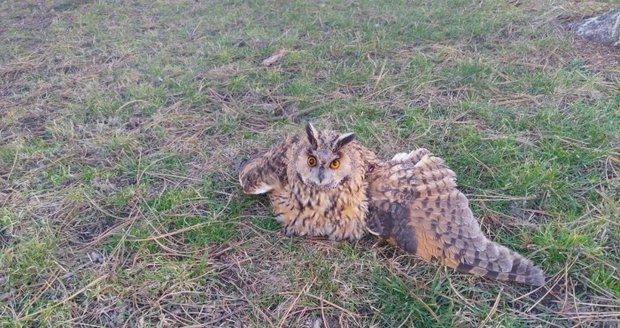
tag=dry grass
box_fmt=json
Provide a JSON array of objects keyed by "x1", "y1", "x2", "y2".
[{"x1": 0, "y1": 0, "x2": 619, "y2": 327}]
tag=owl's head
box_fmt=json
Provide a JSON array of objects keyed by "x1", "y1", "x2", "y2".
[{"x1": 293, "y1": 123, "x2": 357, "y2": 189}]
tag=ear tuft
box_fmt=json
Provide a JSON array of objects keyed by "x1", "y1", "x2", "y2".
[
  {"x1": 305, "y1": 123, "x2": 319, "y2": 149},
  {"x1": 335, "y1": 132, "x2": 355, "y2": 150}
]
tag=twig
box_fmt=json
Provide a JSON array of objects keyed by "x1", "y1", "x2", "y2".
[
  {"x1": 117, "y1": 99, "x2": 150, "y2": 112},
  {"x1": 478, "y1": 288, "x2": 502, "y2": 328},
  {"x1": 128, "y1": 222, "x2": 208, "y2": 242},
  {"x1": 4, "y1": 146, "x2": 19, "y2": 183},
  {"x1": 277, "y1": 278, "x2": 316, "y2": 328},
  {"x1": 526, "y1": 260, "x2": 575, "y2": 312},
  {"x1": 303, "y1": 293, "x2": 361, "y2": 318},
  {"x1": 17, "y1": 275, "x2": 108, "y2": 322}
]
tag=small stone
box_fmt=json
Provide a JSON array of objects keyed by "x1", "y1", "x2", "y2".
[
  {"x1": 92, "y1": 177, "x2": 116, "y2": 193},
  {"x1": 0, "y1": 289, "x2": 15, "y2": 303},
  {"x1": 88, "y1": 251, "x2": 104, "y2": 264},
  {"x1": 570, "y1": 7, "x2": 620, "y2": 46}
]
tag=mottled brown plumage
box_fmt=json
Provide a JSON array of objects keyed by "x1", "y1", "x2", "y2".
[{"x1": 239, "y1": 124, "x2": 545, "y2": 286}]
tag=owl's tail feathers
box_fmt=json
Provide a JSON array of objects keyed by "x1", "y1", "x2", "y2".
[
  {"x1": 449, "y1": 238, "x2": 546, "y2": 286},
  {"x1": 375, "y1": 149, "x2": 545, "y2": 286}
]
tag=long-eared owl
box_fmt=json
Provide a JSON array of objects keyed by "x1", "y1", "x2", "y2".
[{"x1": 239, "y1": 123, "x2": 545, "y2": 286}]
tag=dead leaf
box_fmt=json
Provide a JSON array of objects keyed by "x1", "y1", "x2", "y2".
[
  {"x1": 261, "y1": 48, "x2": 288, "y2": 66},
  {"x1": 486, "y1": 213, "x2": 501, "y2": 225}
]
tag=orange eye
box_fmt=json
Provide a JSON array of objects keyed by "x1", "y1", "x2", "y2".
[
  {"x1": 307, "y1": 156, "x2": 317, "y2": 167},
  {"x1": 330, "y1": 159, "x2": 340, "y2": 169}
]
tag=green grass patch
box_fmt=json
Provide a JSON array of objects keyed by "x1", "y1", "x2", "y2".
[
  {"x1": 1, "y1": 0, "x2": 618, "y2": 326},
  {"x1": 371, "y1": 267, "x2": 454, "y2": 327},
  {"x1": 176, "y1": 217, "x2": 236, "y2": 246}
]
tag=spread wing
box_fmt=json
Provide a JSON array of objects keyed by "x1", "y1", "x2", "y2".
[
  {"x1": 239, "y1": 137, "x2": 295, "y2": 195},
  {"x1": 367, "y1": 149, "x2": 545, "y2": 286}
]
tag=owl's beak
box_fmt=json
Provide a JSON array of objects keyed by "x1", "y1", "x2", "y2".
[{"x1": 318, "y1": 167, "x2": 325, "y2": 182}]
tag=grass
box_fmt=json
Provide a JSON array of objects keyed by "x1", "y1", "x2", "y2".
[{"x1": 0, "y1": 0, "x2": 619, "y2": 326}]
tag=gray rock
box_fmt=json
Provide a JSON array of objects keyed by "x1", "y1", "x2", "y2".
[
  {"x1": 570, "y1": 7, "x2": 620, "y2": 46},
  {"x1": 88, "y1": 251, "x2": 104, "y2": 264}
]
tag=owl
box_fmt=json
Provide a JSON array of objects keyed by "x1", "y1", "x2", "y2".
[{"x1": 239, "y1": 123, "x2": 545, "y2": 286}]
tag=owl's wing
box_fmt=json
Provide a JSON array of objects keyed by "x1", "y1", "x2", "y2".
[
  {"x1": 238, "y1": 137, "x2": 293, "y2": 195},
  {"x1": 367, "y1": 149, "x2": 545, "y2": 286}
]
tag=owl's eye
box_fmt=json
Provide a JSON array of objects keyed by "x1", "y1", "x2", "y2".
[
  {"x1": 330, "y1": 159, "x2": 340, "y2": 169},
  {"x1": 307, "y1": 156, "x2": 317, "y2": 167}
]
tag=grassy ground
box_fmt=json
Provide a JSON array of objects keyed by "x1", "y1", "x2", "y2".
[{"x1": 1, "y1": 0, "x2": 619, "y2": 326}]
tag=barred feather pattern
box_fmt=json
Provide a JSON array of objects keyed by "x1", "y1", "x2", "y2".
[
  {"x1": 239, "y1": 126, "x2": 545, "y2": 286},
  {"x1": 239, "y1": 130, "x2": 378, "y2": 240},
  {"x1": 366, "y1": 149, "x2": 545, "y2": 286}
]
